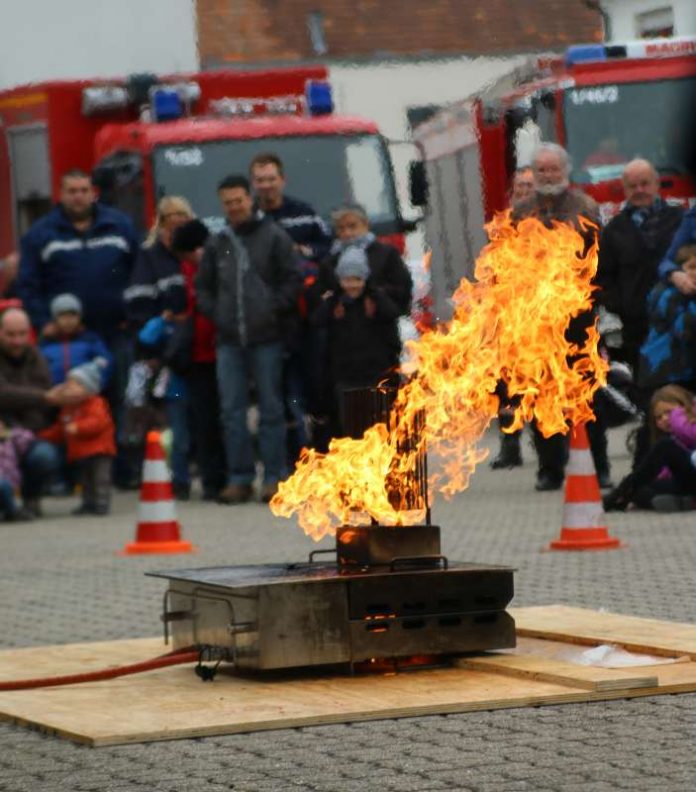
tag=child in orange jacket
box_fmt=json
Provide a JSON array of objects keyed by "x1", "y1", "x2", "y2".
[{"x1": 40, "y1": 358, "x2": 115, "y2": 516}]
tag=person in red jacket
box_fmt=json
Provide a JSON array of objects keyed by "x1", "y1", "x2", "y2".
[
  {"x1": 40, "y1": 358, "x2": 115, "y2": 516},
  {"x1": 171, "y1": 220, "x2": 227, "y2": 500}
]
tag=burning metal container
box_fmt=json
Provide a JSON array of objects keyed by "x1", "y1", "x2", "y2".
[{"x1": 151, "y1": 387, "x2": 515, "y2": 674}]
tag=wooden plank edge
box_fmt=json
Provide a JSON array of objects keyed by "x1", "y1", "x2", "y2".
[
  {"x1": 514, "y1": 627, "x2": 696, "y2": 661},
  {"x1": 7, "y1": 676, "x2": 696, "y2": 748},
  {"x1": 455, "y1": 656, "x2": 658, "y2": 692}
]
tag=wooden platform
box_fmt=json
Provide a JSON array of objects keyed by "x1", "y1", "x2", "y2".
[{"x1": 2, "y1": 605, "x2": 696, "y2": 746}]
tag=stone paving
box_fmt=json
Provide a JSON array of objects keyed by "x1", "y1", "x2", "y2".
[{"x1": 1, "y1": 425, "x2": 695, "y2": 791}]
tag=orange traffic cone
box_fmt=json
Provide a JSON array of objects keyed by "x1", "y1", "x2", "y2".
[
  {"x1": 548, "y1": 423, "x2": 622, "y2": 551},
  {"x1": 121, "y1": 431, "x2": 195, "y2": 555}
]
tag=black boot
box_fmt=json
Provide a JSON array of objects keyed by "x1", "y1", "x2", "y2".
[
  {"x1": 602, "y1": 474, "x2": 635, "y2": 512},
  {"x1": 490, "y1": 431, "x2": 523, "y2": 469}
]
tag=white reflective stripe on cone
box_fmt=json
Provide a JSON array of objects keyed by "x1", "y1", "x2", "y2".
[
  {"x1": 138, "y1": 501, "x2": 177, "y2": 523},
  {"x1": 562, "y1": 501, "x2": 606, "y2": 529},
  {"x1": 565, "y1": 449, "x2": 595, "y2": 477},
  {"x1": 141, "y1": 460, "x2": 170, "y2": 482}
]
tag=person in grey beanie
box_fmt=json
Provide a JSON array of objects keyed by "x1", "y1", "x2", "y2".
[
  {"x1": 310, "y1": 244, "x2": 403, "y2": 439},
  {"x1": 39, "y1": 357, "x2": 116, "y2": 515}
]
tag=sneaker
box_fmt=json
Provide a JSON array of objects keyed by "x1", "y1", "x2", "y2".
[
  {"x1": 217, "y1": 483, "x2": 253, "y2": 505},
  {"x1": 260, "y1": 482, "x2": 279, "y2": 503},
  {"x1": 93, "y1": 504, "x2": 110, "y2": 516},
  {"x1": 535, "y1": 474, "x2": 563, "y2": 492},
  {"x1": 651, "y1": 494, "x2": 696, "y2": 513}
]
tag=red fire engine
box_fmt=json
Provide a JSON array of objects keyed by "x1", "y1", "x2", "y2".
[
  {"x1": 412, "y1": 35, "x2": 696, "y2": 321},
  {"x1": 0, "y1": 66, "x2": 411, "y2": 255}
]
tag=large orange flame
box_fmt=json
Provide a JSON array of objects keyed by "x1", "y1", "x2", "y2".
[{"x1": 271, "y1": 212, "x2": 607, "y2": 540}]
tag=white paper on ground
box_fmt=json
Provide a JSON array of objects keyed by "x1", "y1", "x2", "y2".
[{"x1": 558, "y1": 643, "x2": 688, "y2": 668}]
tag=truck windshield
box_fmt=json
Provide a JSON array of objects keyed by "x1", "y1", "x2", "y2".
[
  {"x1": 563, "y1": 77, "x2": 696, "y2": 183},
  {"x1": 152, "y1": 134, "x2": 400, "y2": 234}
]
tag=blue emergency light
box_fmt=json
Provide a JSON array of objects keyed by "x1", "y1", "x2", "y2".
[
  {"x1": 565, "y1": 44, "x2": 607, "y2": 66},
  {"x1": 152, "y1": 88, "x2": 183, "y2": 121},
  {"x1": 306, "y1": 80, "x2": 333, "y2": 116}
]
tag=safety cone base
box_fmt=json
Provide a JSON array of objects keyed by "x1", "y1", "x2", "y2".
[
  {"x1": 549, "y1": 527, "x2": 623, "y2": 551},
  {"x1": 120, "y1": 540, "x2": 196, "y2": 555}
]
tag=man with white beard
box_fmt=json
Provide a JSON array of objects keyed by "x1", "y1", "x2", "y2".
[
  {"x1": 513, "y1": 143, "x2": 599, "y2": 230},
  {"x1": 511, "y1": 143, "x2": 609, "y2": 492}
]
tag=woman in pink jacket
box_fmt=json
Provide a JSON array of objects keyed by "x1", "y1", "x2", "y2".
[{"x1": 604, "y1": 384, "x2": 696, "y2": 512}]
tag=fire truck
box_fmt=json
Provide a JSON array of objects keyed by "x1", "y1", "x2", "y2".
[
  {"x1": 412, "y1": 35, "x2": 696, "y2": 322},
  {"x1": 0, "y1": 66, "x2": 413, "y2": 255}
]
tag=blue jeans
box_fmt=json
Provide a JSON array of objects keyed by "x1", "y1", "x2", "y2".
[
  {"x1": 21, "y1": 440, "x2": 62, "y2": 499},
  {"x1": 217, "y1": 342, "x2": 286, "y2": 486},
  {"x1": 164, "y1": 398, "x2": 191, "y2": 486},
  {"x1": 0, "y1": 479, "x2": 18, "y2": 517}
]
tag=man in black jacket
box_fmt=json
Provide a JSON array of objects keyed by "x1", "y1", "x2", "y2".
[
  {"x1": 196, "y1": 175, "x2": 303, "y2": 504},
  {"x1": 596, "y1": 158, "x2": 684, "y2": 374}
]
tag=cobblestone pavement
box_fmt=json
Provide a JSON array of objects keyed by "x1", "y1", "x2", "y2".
[{"x1": 2, "y1": 425, "x2": 695, "y2": 792}]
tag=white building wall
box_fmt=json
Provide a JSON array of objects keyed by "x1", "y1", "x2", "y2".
[
  {"x1": 603, "y1": 0, "x2": 696, "y2": 40},
  {"x1": 0, "y1": 1, "x2": 199, "y2": 90},
  {"x1": 329, "y1": 56, "x2": 527, "y2": 258}
]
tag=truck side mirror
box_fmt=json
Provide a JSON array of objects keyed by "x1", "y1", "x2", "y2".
[{"x1": 409, "y1": 161, "x2": 429, "y2": 207}]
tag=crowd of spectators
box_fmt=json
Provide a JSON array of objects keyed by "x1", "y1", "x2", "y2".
[
  {"x1": 1, "y1": 141, "x2": 695, "y2": 519},
  {"x1": 0, "y1": 156, "x2": 413, "y2": 516}
]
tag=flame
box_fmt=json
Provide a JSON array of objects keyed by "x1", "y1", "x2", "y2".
[{"x1": 271, "y1": 212, "x2": 607, "y2": 540}]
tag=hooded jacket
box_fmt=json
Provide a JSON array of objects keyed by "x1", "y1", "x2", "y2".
[{"x1": 195, "y1": 214, "x2": 303, "y2": 347}]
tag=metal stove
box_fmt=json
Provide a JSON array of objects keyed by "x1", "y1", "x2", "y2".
[{"x1": 150, "y1": 387, "x2": 515, "y2": 674}]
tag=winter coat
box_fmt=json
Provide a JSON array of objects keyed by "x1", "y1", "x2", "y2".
[
  {"x1": 181, "y1": 259, "x2": 216, "y2": 364},
  {"x1": 263, "y1": 195, "x2": 332, "y2": 263},
  {"x1": 124, "y1": 240, "x2": 187, "y2": 328},
  {"x1": 658, "y1": 207, "x2": 696, "y2": 281},
  {"x1": 17, "y1": 203, "x2": 137, "y2": 339},
  {"x1": 313, "y1": 240, "x2": 413, "y2": 318},
  {"x1": 310, "y1": 285, "x2": 402, "y2": 388},
  {"x1": 40, "y1": 395, "x2": 115, "y2": 462},
  {"x1": 195, "y1": 215, "x2": 303, "y2": 347},
  {"x1": 0, "y1": 427, "x2": 34, "y2": 490},
  {"x1": 638, "y1": 283, "x2": 696, "y2": 388},
  {"x1": 0, "y1": 346, "x2": 54, "y2": 432},
  {"x1": 39, "y1": 328, "x2": 113, "y2": 388},
  {"x1": 668, "y1": 406, "x2": 696, "y2": 450},
  {"x1": 597, "y1": 201, "x2": 683, "y2": 340},
  {"x1": 512, "y1": 188, "x2": 600, "y2": 232}
]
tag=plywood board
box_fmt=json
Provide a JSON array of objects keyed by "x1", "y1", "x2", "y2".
[
  {"x1": 1, "y1": 606, "x2": 696, "y2": 746},
  {"x1": 511, "y1": 605, "x2": 696, "y2": 659}
]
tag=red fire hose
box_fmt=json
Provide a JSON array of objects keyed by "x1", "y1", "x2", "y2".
[{"x1": 0, "y1": 647, "x2": 199, "y2": 691}]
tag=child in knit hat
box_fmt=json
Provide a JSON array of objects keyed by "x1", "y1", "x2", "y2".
[
  {"x1": 40, "y1": 293, "x2": 113, "y2": 387},
  {"x1": 311, "y1": 245, "x2": 403, "y2": 437},
  {"x1": 39, "y1": 358, "x2": 116, "y2": 516}
]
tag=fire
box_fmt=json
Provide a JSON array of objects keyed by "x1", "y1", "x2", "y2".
[{"x1": 271, "y1": 212, "x2": 607, "y2": 540}]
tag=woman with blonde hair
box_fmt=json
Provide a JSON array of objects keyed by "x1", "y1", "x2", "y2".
[{"x1": 124, "y1": 196, "x2": 194, "y2": 328}]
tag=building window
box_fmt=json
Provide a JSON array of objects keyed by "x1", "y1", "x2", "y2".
[
  {"x1": 636, "y1": 7, "x2": 674, "y2": 38},
  {"x1": 307, "y1": 11, "x2": 328, "y2": 55}
]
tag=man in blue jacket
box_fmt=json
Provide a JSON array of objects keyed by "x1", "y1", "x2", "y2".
[{"x1": 17, "y1": 168, "x2": 139, "y2": 487}]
